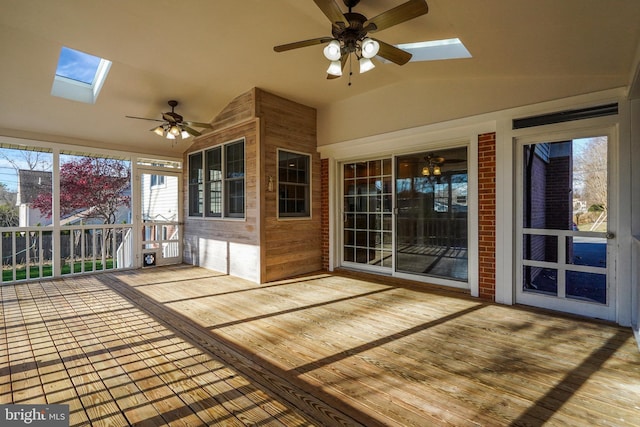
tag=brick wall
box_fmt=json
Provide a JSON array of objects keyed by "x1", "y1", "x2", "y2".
[
  {"x1": 478, "y1": 132, "x2": 497, "y2": 300},
  {"x1": 321, "y1": 158, "x2": 330, "y2": 270}
]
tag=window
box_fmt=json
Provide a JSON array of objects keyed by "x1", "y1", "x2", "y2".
[
  {"x1": 51, "y1": 46, "x2": 112, "y2": 104},
  {"x1": 188, "y1": 139, "x2": 245, "y2": 218},
  {"x1": 188, "y1": 152, "x2": 203, "y2": 216},
  {"x1": 278, "y1": 150, "x2": 310, "y2": 217},
  {"x1": 225, "y1": 142, "x2": 245, "y2": 217},
  {"x1": 150, "y1": 174, "x2": 165, "y2": 188},
  {"x1": 205, "y1": 148, "x2": 222, "y2": 217}
]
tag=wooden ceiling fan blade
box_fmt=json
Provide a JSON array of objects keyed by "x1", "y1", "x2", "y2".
[
  {"x1": 365, "y1": 0, "x2": 429, "y2": 32},
  {"x1": 125, "y1": 115, "x2": 164, "y2": 123},
  {"x1": 182, "y1": 125, "x2": 202, "y2": 137},
  {"x1": 375, "y1": 39, "x2": 412, "y2": 65},
  {"x1": 162, "y1": 112, "x2": 179, "y2": 123},
  {"x1": 313, "y1": 0, "x2": 348, "y2": 26},
  {"x1": 184, "y1": 121, "x2": 212, "y2": 128},
  {"x1": 274, "y1": 37, "x2": 334, "y2": 52}
]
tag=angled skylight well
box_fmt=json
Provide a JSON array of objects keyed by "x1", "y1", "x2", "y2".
[
  {"x1": 51, "y1": 46, "x2": 112, "y2": 104},
  {"x1": 380, "y1": 38, "x2": 472, "y2": 63}
]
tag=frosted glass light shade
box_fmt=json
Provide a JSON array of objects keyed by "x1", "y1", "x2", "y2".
[
  {"x1": 327, "y1": 60, "x2": 342, "y2": 76},
  {"x1": 323, "y1": 40, "x2": 342, "y2": 61},
  {"x1": 359, "y1": 57, "x2": 375, "y2": 73},
  {"x1": 361, "y1": 38, "x2": 380, "y2": 59}
]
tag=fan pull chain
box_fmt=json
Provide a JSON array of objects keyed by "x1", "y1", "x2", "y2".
[{"x1": 348, "y1": 55, "x2": 353, "y2": 87}]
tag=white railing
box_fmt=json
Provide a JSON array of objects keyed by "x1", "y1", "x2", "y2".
[
  {"x1": 163, "y1": 227, "x2": 180, "y2": 258},
  {"x1": 142, "y1": 221, "x2": 181, "y2": 265},
  {"x1": 1, "y1": 223, "x2": 134, "y2": 283},
  {"x1": 1, "y1": 227, "x2": 53, "y2": 282},
  {"x1": 116, "y1": 228, "x2": 133, "y2": 269}
]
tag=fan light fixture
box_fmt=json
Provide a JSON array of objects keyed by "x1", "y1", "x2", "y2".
[
  {"x1": 323, "y1": 37, "x2": 380, "y2": 76},
  {"x1": 361, "y1": 38, "x2": 380, "y2": 59},
  {"x1": 323, "y1": 40, "x2": 342, "y2": 61},
  {"x1": 327, "y1": 60, "x2": 343, "y2": 76},
  {"x1": 422, "y1": 155, "x2": 443, "y2": 177},
  {"x1": 151, "y1": 122, "x2": 194, "y2": 141},
  {"x1": 422, "y1": 165, "x2": 441, "y2": 176},
  {"x1": 359, "y1": 57, "x2": 375, "y2": 73},
  {"x1": 126, "y1": 100, "x2": 214, "y2": 142}
]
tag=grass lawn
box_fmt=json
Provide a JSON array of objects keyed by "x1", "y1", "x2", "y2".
[
  {"x1": 578, "y1": 222, "x2": 607, "y2": 232},
  {"x1": 3, "y1": 259, "x2": 115, "y2": 282}
]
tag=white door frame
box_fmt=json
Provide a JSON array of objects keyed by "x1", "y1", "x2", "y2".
[
  {"x1": 135, "y1": 167, "x2": 183, "y2": 267},
  {"x1": 514, "y1": 125, "x2": 618, "y2": 321}
]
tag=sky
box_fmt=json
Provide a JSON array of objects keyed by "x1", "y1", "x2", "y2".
[
  {"x1": 0, "y1": 148, "x2": 52, "y2": 191},
  {"x1": 55, "y1": 46, "x2": 102, "y2": 84}
]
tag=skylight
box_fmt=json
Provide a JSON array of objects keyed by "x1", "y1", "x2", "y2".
[
  {"x1": 381, "y1": 38, "x2": 472, "y2": 63},
  {"x1": 51, "y1": 46, "x2": 112, "y2": 104}
]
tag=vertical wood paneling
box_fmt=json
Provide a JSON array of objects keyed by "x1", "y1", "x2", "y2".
[
  {"x1": 183, "y1": 88, "x2": 320, "y2": 283},
  {"x1": 258, "y1": 90, "x2": 321, "y2": 282}
]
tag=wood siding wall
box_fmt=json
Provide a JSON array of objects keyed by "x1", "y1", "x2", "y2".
[
  {"x1": 183, "y1": 88, "x2": 320, "y2": 283},
  {"x1": 256, "y1": 90, "x2": 321, "y2": 282}
]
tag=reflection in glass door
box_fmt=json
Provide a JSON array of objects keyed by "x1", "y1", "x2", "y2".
[
  {"x1": 395, "y1": 147, "x2": 468, "y2": 281},
  {"x1": 517, "y1": 136, "x2": 614, "y2": 319},
  {"x1": 342, "y1": 159, "x2": 393, "y2": 270}
]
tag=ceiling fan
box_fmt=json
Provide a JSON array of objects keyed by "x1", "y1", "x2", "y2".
[
  {"x1": 274, "y1": 0, "x2": 429, "y2": 78},
  {"x1": 422, "y1": 153, "x2": 465, "y2": 176},
  {"x1": 126, "y1": 100, "x2": 212, "y2": 140}
]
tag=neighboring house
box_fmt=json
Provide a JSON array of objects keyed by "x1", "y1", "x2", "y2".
[
  {"x1": 16, "y1": 169, "x2": 132, "y2": 227},
  {"x1": 141, "y1": 172, "x2": 178, "y2": 223},
  {"x1": 16, "y1": 170, "x2": 52, "y2": 227}
]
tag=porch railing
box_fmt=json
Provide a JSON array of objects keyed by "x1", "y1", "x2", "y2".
[{"x1": 1, "y1": 224, "x2": 134, "y2": 283}]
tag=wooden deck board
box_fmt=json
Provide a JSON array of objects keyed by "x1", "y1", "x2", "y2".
[{"x1": 1, "y1": 265, "x2": 638, "y2": 426}]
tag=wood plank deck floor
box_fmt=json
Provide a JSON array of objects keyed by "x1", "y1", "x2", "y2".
[{"x1": 1, "y1": 265, "x2": 638, "y2": 426}]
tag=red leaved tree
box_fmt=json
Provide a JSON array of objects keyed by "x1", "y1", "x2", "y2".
[{"x1": 32, "y1": 157, "x2": 131, "y2": 224}]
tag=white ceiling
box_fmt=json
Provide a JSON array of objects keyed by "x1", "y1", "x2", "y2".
[{"x1": 1, "y1": 0, "x2": 639, "y2": 157}]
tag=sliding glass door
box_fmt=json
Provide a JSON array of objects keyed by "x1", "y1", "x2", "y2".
[
  {"x1": 395, "y1": 147, "x2": 468, "y2": 281},
  {"x1": 340, "y1": 148, "x2": 469, "y2": 284},
  {"x1": 342, "y1": 159, "x2": 393, "y2": 271}
]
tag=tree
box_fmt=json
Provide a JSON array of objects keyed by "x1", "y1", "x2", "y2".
[
  {"x1": 0, "y1": 204, "x2": 18, "y2": 227},
  {"x1": 31, "y1": 157, "x2": 130, "y2": 224},
  {"x1": 574, "y1": 136, "x2": 607, "y2": 212},
  {"x1": 0, "y1": 182, "x2": 16, "y2": 206},
  {"x1": 0, "y1": 149, "x2": 51, "y2": 173}
]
